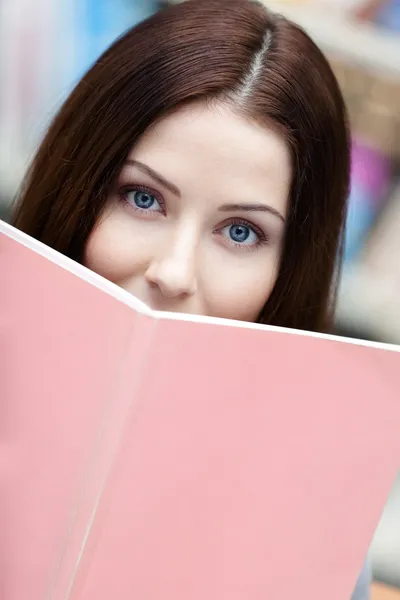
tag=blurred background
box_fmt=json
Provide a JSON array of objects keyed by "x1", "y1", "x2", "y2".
[{"x1": 1, "y1": 0, "x2": 399, "y2": 596}]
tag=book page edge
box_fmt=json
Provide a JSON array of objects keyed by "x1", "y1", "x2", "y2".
[{"x1": 0, "y1": 219, "x2": 154, "y2": 316}]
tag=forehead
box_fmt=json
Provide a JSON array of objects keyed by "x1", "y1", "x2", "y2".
[{"x1": 128, "y1": 101, "x2": 292, "y2": 206}]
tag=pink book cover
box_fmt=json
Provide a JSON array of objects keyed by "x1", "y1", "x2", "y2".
[{"x1": 1, "y1": 218, "x2": 400, "y2": 600}]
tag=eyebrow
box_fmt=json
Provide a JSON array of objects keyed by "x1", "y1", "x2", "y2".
[
  {"x1": 219, "y1": 203, "x2": 286, "y2": 223},
  {"x1": 124, "y1": 159, "x2": 181, "y2": 197}
]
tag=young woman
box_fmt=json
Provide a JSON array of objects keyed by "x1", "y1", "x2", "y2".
[{"x1": 12, "y1": 0, "x2": 370, "y2": 596}]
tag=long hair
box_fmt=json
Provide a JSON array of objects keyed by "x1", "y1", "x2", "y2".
[{"x1": 12, "y1": 0, "x2": 350, "y2": 333}]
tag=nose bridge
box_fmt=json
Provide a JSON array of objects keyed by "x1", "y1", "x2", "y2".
[
  {"x1": 147, "y1": 217, "x2": 199, "y2": 296},
  {"x1": 165, "y1": 217, "x2": 198, "y2": 270}
]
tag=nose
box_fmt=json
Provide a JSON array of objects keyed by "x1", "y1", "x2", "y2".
[{"x1": 145, "y1": 238, "x2": 198, "y2": 300}]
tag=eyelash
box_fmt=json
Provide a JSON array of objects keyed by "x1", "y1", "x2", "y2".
[{"x1": 117, "y1": 184, "x2": 269, "y2": 250}]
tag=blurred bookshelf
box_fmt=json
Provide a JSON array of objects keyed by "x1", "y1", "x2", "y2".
[{"x1": 257, "y1": 1, "x2": 400, "y2": 78}]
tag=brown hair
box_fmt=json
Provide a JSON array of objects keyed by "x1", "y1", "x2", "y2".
[{"x1": 12, "y1": 0, "x2": 350, "y2": 333}]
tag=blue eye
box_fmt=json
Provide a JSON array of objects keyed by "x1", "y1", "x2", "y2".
[
  {"x1": 120, "y1": 188, "x2": 164, "y2": 213},
  {"x1": 221, "y1": 223, "x2": 259, "y2": 246},
  {"x1": 229, "y1": 224, "x2": 251, "y2": 243},
  {"x1": 130, "y1": 190, "x2": 161, "y2": 211}
]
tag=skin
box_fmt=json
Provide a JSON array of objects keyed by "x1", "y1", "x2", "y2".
[{"x1": 84, "y1": 101, "x2": 292, "y2": 322}]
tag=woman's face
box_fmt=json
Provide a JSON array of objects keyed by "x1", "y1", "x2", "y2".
[{"x1": 84, "y1": 101, "x2": 291, "y2": 322}]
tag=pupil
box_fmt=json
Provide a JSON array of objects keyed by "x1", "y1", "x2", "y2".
[
  {"x1": 135, "y1": 191, "x2": 154, "y2": 208},
  {"x1": 230, "y1": 224, "x2": 249, "y2": 243}
]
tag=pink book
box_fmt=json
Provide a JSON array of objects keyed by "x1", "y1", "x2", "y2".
[{"x1": 1, "y1": 219, "x2": 400, "y2": 600}]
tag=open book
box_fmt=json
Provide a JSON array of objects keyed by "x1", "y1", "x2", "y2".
[{"x1": 1, "y1": 219, "x2": 400, "y2": 600}]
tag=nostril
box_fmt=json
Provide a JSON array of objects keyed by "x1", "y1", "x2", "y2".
[{"x1": 145, "y1": 263, "x2": 197, "y2": 299}]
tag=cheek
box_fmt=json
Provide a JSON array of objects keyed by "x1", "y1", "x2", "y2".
[
  {"x1": 83, "y1": 215, "x2": 147, "y2": 283},
  {"x1": 203, "y1": 253, "x2": 280, "y2": 322}
]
